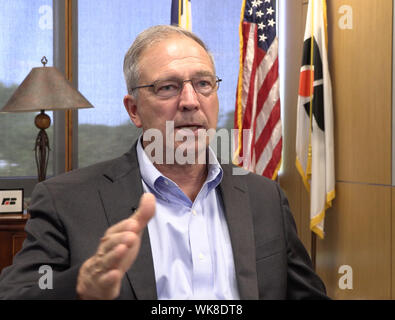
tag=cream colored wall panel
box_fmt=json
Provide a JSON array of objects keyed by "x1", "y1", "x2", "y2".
[
  {"x1": 327, "y1": 0, "x2": 392, "y2": 184},
  {"x1": 316, "y1": 182, "x2": 391, "y2": 299}
]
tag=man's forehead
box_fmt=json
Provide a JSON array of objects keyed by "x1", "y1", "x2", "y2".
[
  {"x1": 142, "y1": 35, "x2": 208, "y2": 58},
  {"x1": 138, "y1": 36, "x2": 215, "y2": 79}
]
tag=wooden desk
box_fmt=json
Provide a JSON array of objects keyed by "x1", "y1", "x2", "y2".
[{"x1": 0, "y1": 213, "x2": 29, "y2": 272}]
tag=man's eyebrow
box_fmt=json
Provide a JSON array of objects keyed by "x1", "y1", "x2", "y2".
[
  {"x1": 153, "y1": 76, "x2": 180, "y2": 82},
  {"x1": 155, "y1": 71, "x2": 215, "y2": 82},
  {"x1": 194, "y1": 71, "x2": 215, "y2": 77}
]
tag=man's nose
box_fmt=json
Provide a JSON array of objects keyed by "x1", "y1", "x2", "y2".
[{"x1": 178, "y1": 81, "x2": 200, "y2": 111}]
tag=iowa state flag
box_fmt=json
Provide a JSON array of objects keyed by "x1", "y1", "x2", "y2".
[
  {"x1": 296, "y1": 0, "x2": 335, "y2": 239},
  {"x1": 171, "y1": 0, "x2": 192, "y2": 30}
]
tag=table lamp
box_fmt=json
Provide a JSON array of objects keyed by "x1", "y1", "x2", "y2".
[{"x1": 0, "y1": 57, "x2": 94, "y2": 181}]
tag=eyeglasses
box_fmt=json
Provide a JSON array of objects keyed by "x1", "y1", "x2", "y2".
[{"x1": 131, "y1": 75, "x2": 222, "y2": 98}]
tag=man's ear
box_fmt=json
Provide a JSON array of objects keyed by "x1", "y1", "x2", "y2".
[{"x1": 123, "y1": 94, "x2": 142, "y2": 128}]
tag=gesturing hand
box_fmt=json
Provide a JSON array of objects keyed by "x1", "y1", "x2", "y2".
[{"x1": 76, "y1": 193, "x2": 156, "y2": 300}]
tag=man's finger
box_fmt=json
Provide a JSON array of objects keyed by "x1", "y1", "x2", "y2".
[
  {"x1": 93, "y1": 243, "x2": 125, "y2": 272},
  {"x1": 96, "y1": 269, "x2": 123, "y2": 300},
  {"x1": 98, "y1": 231, "x2": 136, "y2": 255},
  {"x1": 104, "y1": 218, "x2": 136, "y2": 236}
]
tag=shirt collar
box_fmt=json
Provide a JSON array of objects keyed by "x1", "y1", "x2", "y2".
[{"x1": 136, "y1": 135, "x2": 223, "y2": 198}]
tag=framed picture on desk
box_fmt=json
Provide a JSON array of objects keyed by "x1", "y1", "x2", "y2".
[{"x1": 0, "y1": 189, "x2": 24, "y2": 214}]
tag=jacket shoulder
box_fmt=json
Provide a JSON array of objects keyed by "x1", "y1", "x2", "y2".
[{"x1": 42, "y1": 147, "x2": 138, "y2": 188}]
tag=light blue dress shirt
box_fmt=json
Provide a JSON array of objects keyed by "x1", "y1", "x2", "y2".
[{"x1": 136, "y1": 139, "x2": 240, "y2": 300}]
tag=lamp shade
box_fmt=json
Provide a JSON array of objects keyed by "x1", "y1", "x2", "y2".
[{"x1": 0, "y1": 66, "x2": 94, "y2": 112}]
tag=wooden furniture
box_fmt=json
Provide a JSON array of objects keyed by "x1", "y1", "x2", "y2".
[{"x1": 0, "y1": 213, "x2": 29, "y2": 272}]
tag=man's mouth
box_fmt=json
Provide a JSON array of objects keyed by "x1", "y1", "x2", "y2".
[{"x1": 175, "y1": 124, "x2": 204, "y2": 131}]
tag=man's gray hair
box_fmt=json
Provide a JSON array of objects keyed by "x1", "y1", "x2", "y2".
[{"x1": 123, "y1": 25, "x2": 215, "y2": 96}]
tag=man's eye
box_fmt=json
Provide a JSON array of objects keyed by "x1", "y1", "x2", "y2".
[
  {"x1": 160, "y1": 85, "x2": 175, "y2": 91},
  {"x1": 156, "y1": 83, "x2": 179, "y2": 92},
  {"x1": 196, "y1": 80, "x2": 211, "y2": 88}
]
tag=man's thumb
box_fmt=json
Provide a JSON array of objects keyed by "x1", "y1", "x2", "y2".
[{"x1": 132, "y1": 193, "x2": 156, "y2": 227}]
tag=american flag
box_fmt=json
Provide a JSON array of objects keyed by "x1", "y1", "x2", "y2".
[{"x1": 234, "y1": 0, "x2": 282, "y2": 179}]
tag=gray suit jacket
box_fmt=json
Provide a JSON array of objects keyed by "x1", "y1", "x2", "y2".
[{"x1": 0, "y1": 143, "x2": 327, "y2": 299}]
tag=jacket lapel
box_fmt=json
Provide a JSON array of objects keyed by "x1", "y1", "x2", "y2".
[
  {"x1": 219, "y1": 165, "x2": 259, "y2": 299},
  {"x1": 98, "y1": 143, "x2": 157, "y2": 299}
]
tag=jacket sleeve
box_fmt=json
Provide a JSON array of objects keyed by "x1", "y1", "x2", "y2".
[
  {"x1": 0, "y1": 182, "x2": 81, "y2": 299},
  {"x1": 276, "y1": 184, "x2": 329, "y2": 300}
]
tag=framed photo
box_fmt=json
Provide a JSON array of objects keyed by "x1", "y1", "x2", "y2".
[{"x1": 0, "y1": 189, "x2": 24, "y2": 214}]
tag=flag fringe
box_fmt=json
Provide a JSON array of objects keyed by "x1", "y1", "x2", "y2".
[
  {"x1": 271, "y1": 157, "x2": 282, "y2": 180},
  {"x1": 295, "y1": 157, "x2": 311, "y2": 192},
  {"x1": 186, "y1": 0, "x2": 191, "y2": 30},
  {"x1": 311, "y1": 224, "x2": 324, "y2": 239},
  {"x1": 310, "y1": 188, "x2": 335, "y2": 239},
  {"x1": 322, "y1": 0, "x2": 328, "y2": 51},
  {"x1": 178, "y1": 0, "x2": 182, "y2": 25},
  {"x1": 234, "y1": 0, "x2": 247, "y2": 164}
]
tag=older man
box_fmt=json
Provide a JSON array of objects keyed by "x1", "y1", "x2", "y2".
[{"x1": 0, "y1": 25, "x2": 327, "y2": 300}]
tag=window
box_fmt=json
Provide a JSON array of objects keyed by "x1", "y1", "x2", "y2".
[{"x1": 0, "y1": 1, "x2": 53, "y2": 179}]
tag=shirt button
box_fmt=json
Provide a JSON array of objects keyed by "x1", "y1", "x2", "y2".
[
  {"x1": 199, "y1": 253, "x2": 205, "y2": 260},
  {"x1": 164, "y1": 180, "x2": 169, "y2": 185},
  {"x1": 192, "y1": 209, "x2": 197, "y2": 216}
]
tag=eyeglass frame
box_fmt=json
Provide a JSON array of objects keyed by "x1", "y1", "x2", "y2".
[{"x1": 130, "y1": 75, "x2": 222, "y2": 98}]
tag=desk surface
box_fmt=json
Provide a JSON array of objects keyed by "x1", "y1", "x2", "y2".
[{"x1": 0, "y1": 213, "x2": 30, "y2": 224}]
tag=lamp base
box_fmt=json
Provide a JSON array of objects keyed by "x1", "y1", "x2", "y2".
[{"x1": 34, "y1": 111, "x2": 51, "y2": 182}]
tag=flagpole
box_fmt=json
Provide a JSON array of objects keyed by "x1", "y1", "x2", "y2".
[{"x1": 311, "y1": 231, "x2": 317, "y2": 271}]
